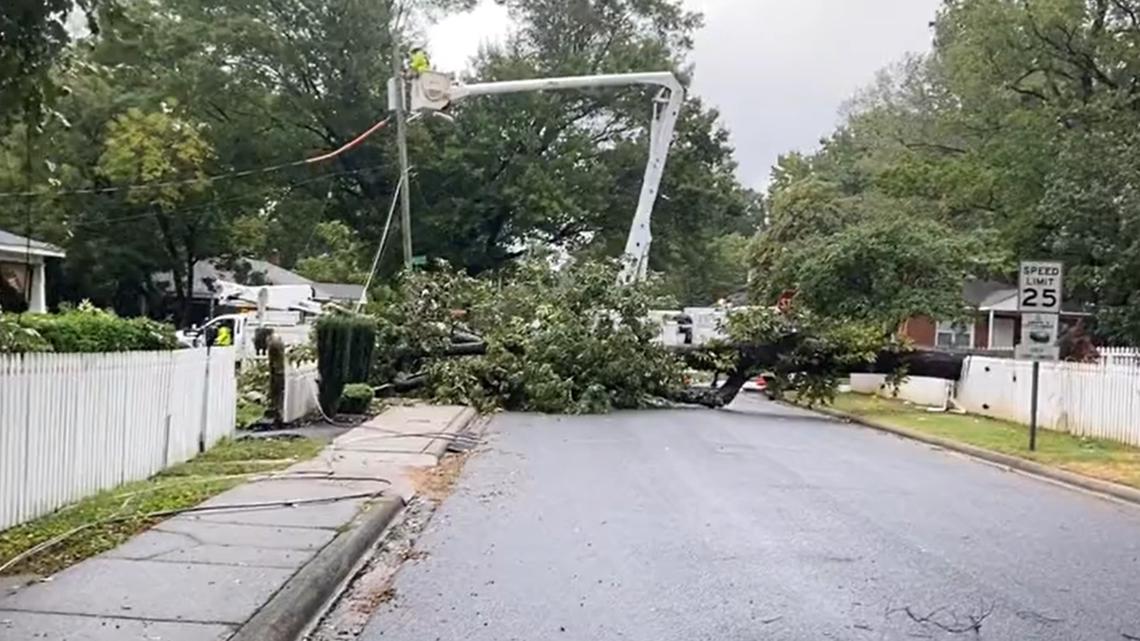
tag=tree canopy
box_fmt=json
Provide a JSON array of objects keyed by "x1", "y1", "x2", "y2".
[
  {"x1": 752, "y1": 0, "x2": 1140, "y2": 345},
  {"x1": 0, "y1": 0, "x2": 758, "y2": 319}
]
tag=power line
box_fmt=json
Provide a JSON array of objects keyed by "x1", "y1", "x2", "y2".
[
  {"x1": 0, "y1": 158, "x2": 308, "y2": 200},
  {"x1": 62, "y1": 164, "x2": 388, "y2": 231},
  {"x1": 0, "y1": 116, "x2": 396, "y2": 200}
]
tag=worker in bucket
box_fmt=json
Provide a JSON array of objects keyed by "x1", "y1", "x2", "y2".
[{"x1": 409, "y1": 46, "x2": 431, "y2": 75}]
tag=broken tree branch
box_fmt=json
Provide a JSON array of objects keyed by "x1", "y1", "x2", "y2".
[{"x1": 386, "y1": 336, "x2": 972, "y2": 410}]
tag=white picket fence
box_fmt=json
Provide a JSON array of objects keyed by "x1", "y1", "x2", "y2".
[
  {"x1": 0, "y1": 348, "x2": 236, "y2": 530},
  {"x1": 855, "y1": 356, "x2": 1140, "y2": 448},
  {"x1": 283, "y1": 360, "x2": 321, "y2": 423},
  {"x1": 1100, "y1": 346, "x2": 1140, "y2": 368},
  {"x1": 957, "y1": 356, "x2": 1140, "y2": 447}
]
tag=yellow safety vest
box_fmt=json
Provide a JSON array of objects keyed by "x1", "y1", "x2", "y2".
[{"x1": 409, "y1": 51, "x2": 431, "y2": 74}]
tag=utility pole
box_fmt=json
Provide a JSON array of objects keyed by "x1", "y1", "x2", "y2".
[{"x1": 390, "y1": 37, "x2": 414, "y2": 270}]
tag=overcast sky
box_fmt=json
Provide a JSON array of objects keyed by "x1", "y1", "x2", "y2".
[{"x1": 428, "y1": 0, "x2": 942, "y2": 190}]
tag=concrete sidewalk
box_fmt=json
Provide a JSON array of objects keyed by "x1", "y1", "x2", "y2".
[{"x1": 0, "y1": 404, "x2": 476, "y2": 641}]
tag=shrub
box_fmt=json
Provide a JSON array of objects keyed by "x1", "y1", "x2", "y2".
[
  {"x1": 0, "y1": 316, "x2": 52, "y2": 352},
  {"x1": 316, "y1": 314, "x2": 377, "y2": 414},
  {"x1": 339, "y1": 383, "x2": 374, "y2": 415},
  {"x1": 236, "y1": 360, "x2": 269, "y2": 429},
  {"x1": 0, "y1": 303, "x2": 177, "y2": 353}
]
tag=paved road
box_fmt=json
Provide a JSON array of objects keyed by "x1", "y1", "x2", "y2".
[{"x1": 359, "y1": 397, "x2": 1140, "y2": 641}]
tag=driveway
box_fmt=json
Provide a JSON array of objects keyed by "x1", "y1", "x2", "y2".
[{"x1": 358, "y1": 396, "x2": 1140, "y2": 640}]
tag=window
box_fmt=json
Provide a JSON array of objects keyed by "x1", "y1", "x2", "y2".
[
  {"x1": 936, "y1": 320, "x2": 974, "y2": 350},
  {"x1": 0, "y1": 261, "x2": 29, "y2": 312}
]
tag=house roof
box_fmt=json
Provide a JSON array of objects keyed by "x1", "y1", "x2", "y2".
[
  {"x1": 963, "y1": 280, "x2": 1011, "y2": 307},
  {"x1": 968, "y1": 279, "x2": 1090, "y2": 315},
  {"x1": 977, "y1": 288, "x2": 1019, "y2": 312},
  {"x1": 0, "y1": 228, "x2": 65, "y2": 258},
  {"x1": 154, "y1": 258, "x2": 366, "y2": 300}
]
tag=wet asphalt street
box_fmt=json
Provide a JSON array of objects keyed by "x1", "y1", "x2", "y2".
[{"x1": 358, "y1": 396, "x2": 1140, "y2": 641}]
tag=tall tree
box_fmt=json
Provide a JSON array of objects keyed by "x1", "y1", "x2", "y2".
[
  {"x1": 2, "y1": 0, "x2": 757, "y2": 312},
  {"x1": 96, "y1": 105, "x2": 215, "y2": 323},
  {"x1": 752, "y1": 0, "x2": 1140, "y2": 342},
  {"x1": 0, "y1": 0, "x2": 99, "y2": 122}
]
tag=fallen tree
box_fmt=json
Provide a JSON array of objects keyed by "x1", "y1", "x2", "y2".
[
  {"x1": 358, "y1": 259, "x2": 969, "y2": 413},
  {"x1": 389, "y1": 339, "x2": 966, "y2": 409},
  {"x1": 669, "y1": 346, "x2": 967, "y2": 408}
]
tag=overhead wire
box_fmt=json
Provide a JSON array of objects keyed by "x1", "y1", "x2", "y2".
[
  {"x1": 0, "y1": 115, "x2": 398, "y2": 200},
  {"x1": 61, "y1": 163, "x2": 389, "y2": 231},
  {"x1": 354, "y1": 172, "x2": 404, "y2": 312}
]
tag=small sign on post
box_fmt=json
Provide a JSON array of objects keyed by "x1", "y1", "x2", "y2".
[
  {"x1": 1016, "y1": 313, "x2": 1060, "y2": 361},
  {"x1": 1017, "y1": 260, "x2": 1064, "y2": 451}
]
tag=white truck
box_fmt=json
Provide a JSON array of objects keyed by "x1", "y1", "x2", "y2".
[
  {"x1": 176, "y1": 281, "x2": 324, "y2": 358},
  {"x1": 177, "y1": 311, "x2": 312, "y2": 356}
]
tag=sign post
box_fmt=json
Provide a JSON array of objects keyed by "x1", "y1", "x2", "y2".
[{"x1": 1016, "y1": 260, "x2": 1063, "y2": 451}]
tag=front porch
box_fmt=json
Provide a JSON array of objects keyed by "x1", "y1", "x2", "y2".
[{"x1": 0, "y1": 230, "x2": 65, "y2": 313}]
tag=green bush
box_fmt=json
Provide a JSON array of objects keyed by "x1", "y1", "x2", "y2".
[
  {"x1": 339, "y1": 383, "x2": 374, "y2": 415},
  {"x1": 316, "y1": 314, "x2": 377, "y2": 414},
  {"x1": 0, "y1": 303, "x2": 178, "y2": 353},
  {"x1": 0, "y1": 315, "x2": 52, "y2": 352},
  {"x1": 236, "y1": 361, "x2": 269, "y2": 429}
]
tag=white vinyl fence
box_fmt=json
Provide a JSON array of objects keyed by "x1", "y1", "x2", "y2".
[
  {"x1": 0, "y1": 348, "x2": 236, "y2": 530},
  {"x1": 849, "y1": 373, "x2": 954, "y2": 408},
  {"x1": 956, "y1": 356, "x2": 1140, "y2": 447},
  {"x1": 1100, "y1": 347, "x2": 1140, "y2": 368},
  {"x1": 850, "y1": 356, "x2": 1140, "y2": 448},
  {"x1": 283, "y1": 360, "x2": 321, "y2": 423}
]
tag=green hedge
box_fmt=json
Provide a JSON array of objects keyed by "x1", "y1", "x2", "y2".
[
  {"x1": 339, "y1": 383, "x2": 374, "y2": 415},
  {"x1": 316, "y1": 314, "x2": 377, "y2": 414},
  {"x1": 0, "y1": 305, "x2": 178, "y2": 353}
]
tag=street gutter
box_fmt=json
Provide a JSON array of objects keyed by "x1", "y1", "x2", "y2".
[{"x1": 229, "y1": 496, "x2": 405, "y2": 641}]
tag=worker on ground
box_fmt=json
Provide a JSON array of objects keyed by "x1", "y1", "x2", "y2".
[
  {"x1": 409, "y1": 46, "x2": 431, "y2": 75},
  {"x1": 214, "y1": 324, "x2": 233, "y2": 347}
]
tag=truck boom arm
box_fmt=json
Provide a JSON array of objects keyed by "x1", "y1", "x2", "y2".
[{"x1": 407, "y1": 71, "x2": 684, "y2": 283}]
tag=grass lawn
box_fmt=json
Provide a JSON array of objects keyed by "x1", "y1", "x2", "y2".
[
  {"x1": 829, "y1": 393, "x2": 1140, "y2": 490},
  {"x1": 0, "y1": 436, "x2": 324, "y2": 577},
  {"x1": 236, "y1": 397, "x2": 267, "y2": 429}
]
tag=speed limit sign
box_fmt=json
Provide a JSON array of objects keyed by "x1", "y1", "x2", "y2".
[{"x1": 1019, "y1": 261, "x2": 1063, "y2": 314}]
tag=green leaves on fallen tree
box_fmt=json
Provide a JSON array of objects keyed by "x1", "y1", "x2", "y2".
[
  {"x1": 707, "y1": 305, "x2": 906, "y2": 407},
  {"x1": 373, "y1": 260, "x2": 686, "y2": 414},
  {"x1": 367, "y1": 259, "x2": 909, "y2": 413}
]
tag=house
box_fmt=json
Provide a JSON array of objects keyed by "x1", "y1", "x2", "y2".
[
  {"x1": 152, "y1": 258, "x2": 366, "y2": 323},
  {"x1": 0, "y1": 228, "x2": 65, "y2": 313},
  {"x1": 900, "y1": 279, "x2": 1089, "y2": 351}
]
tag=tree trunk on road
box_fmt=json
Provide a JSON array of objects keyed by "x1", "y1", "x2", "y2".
[{"x1": 422, "y1": 340, "x2": 968, "y2": 409}]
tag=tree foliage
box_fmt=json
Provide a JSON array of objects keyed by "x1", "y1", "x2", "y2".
[
  {"x1": 750, "y1": 0, "x2": 1140, "y2": 345},
  {"x1": 0, "y1": 0, "x2": 757, "y2": 321},
  {"x1": 0, "y1": 0, "x2": 98, "y2": 122},
  {"x1": 368, "y1": 259, "x2": 687, "y2": 413},
  {"x1": 361, "y1": 258, "x2": 910, "y2": 413}
]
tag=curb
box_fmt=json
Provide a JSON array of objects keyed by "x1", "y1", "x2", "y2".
[
  {"x1": 421, "y1": 406, "x2": 480, "y2": 459},
  {"x1": 229, "y1": 495, "x2": 405, "y2": 641},
  {"x1": 806, "y1": 404, "x2": 1140, "y2": 508}
]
